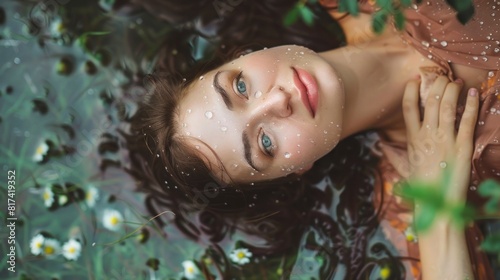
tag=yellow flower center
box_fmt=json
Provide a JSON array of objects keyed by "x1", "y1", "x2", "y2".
[
  {"x1": 68, "y1": 247, "x2": 76, "y2": 254},
  {"x1": 187, "y1": 266, "x2": 194, "y2": 273},
  {"x1": 406, "y1": 234, "x2": 415, "y2": 242},
  {"x1": 44, "y1": 246, "x2": 54, "y2": 255},
  {"x1": 237, "y1": 251, "x2": 245, "y2": 259},
  {"x1": 36, "y1": 146, "x2": 44, "y2": 154},
  {"x1": 110, "y1": 216, "x2": 119, "y2": 225},
  {"x1": 86, "y1": 192, "x2": 92, "y2": 200},
  {"x1": 36, "y1": 241, "x2": 42, "y2": 248},
  {"x1": 43, "y1": 192, "x2": 50, "y2": 200},
  {"x1": 380, "y1": 267, "x2": 391, "y2": 279}
]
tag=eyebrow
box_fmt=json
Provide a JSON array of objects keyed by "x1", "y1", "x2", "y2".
[
  {"x1": 213, "y1": 71, "x2": 234, "y2": 110},
  {"x1": 242, "y1": 130, "x2": 260, "y2": 172}
]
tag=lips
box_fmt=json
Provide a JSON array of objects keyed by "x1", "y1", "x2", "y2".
[{"x1": 292, "y1": 67, "x2": 318, "y2": 118}]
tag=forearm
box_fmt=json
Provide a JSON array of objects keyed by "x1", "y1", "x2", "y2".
[{"x1": 417, "y1": 211, "x2": 474, "y2": 280}]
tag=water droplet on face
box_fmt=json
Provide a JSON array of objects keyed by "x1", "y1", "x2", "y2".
[
  {"x1": 478, "y1": 121, "x2": 485, "y2": 126},
  {"x1": 205, "y1": 111, "x2": 213, "y2": 119},
  {"x1": 199, "y1": 76, "x2": 204, "y2": 80},
  {"x1": 439, "y1": 161, "x2": 447, "y2": 168},
  {"x1": 440, "y1": 41, "x2": 448, "y2": 47},
  {"x1": 195, "y1": 145, "x2": 200, "y2": 149},
  {"x1": 488, "y1": 71, "x2": 495, "y2": 78},
  {"x1": 421, "y1": 41, "x2": 430, "y2": 47},
  {"x1": 296, "y1": 133, "x2": 301, "y2": 137},
  {"x1": 323, "y1": 130, "x2": 328, "y2": 134},
  {"x1": 472, "y1": 56, "x2": 479, "y2": 61},
  {"x1": 254, "y1": 91, "x2": 262, "y2": 98},
  {"x1": 182, "y1": 123, "x2": 187, "y2": 128},
  {"x1": 284, "y1": 152, "x2": 291, "y2": 158},
  {"x1": 221, "y1": 126, "x2": 227, "y2": 132},
  {"x1": 187, "y1": 109, "x2": 192, "y2": 113}
]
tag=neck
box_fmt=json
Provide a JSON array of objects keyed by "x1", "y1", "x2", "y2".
[{"x1": 320, "y1": 35, "x2": 431, "y2": 142}]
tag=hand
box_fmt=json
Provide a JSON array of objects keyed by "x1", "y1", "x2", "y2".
[{"x1": 402, "y1": 76, "x2": 479, "y2": 203}]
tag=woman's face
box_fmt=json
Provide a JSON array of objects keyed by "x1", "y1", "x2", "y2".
[{"x1": 177, "y1": 45, "x2": 344, "y2": 183}]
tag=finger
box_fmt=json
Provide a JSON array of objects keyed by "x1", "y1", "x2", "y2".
[
  {"x1": 438, "y1": 79, "x2": 462, "y2": 136},
  {"x1": 457, "y1": 88, "x2": 479, "y2": 157},
  {"x1": 423, "y1": 76, "x2": 449, "y2": 128},
  {"x1": 402, "y1": 79, "x2": 421, "y2": 138}
]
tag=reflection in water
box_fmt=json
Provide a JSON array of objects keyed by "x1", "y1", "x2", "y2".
[{"x1": 1, "y1": 0, "x2": 497, "y2": 279}]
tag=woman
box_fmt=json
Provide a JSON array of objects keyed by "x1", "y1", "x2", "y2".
[{"x1": 128, "y1": 0, "x2": 499, "y2": 278}]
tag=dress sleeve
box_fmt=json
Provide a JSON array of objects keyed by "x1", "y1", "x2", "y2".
[{"x1": 399, "y1": 0, "x2": 500, "y2": 72}]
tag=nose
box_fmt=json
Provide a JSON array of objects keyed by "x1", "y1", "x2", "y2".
[{"x1": 253, "y1": 86, "x2": 292, "y2": 118}]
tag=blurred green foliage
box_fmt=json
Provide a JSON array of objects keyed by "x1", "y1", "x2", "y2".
[{"x1": 284, "y1": 0, "x2": 475, "y2": 33}]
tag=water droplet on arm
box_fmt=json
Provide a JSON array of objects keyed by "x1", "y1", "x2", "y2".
[
  {"x1": 284, "y1": 152, "x2": 291, "y2": 158},
  {"x1": 205, "y1": 111, "x2": 213, "y2": 119}
]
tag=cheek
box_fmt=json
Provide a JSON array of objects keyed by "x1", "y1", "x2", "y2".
[{"x1": 278, "y1": 129, "x2": 327, "y2": 168}]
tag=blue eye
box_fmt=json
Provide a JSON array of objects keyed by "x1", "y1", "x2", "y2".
[
  {"x1": 237, "y1": 80, "x2": 246, "y2": 94},
  {"x1": 235, "y1": 71, "x2": 248, "y2": 98},
  {"x1": 261, "y1": 133, "x2": 273, "y2": 155}
]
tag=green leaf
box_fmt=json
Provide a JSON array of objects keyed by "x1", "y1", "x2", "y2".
[
  {"x1": 478, "y1": 179, "x2": 500, "y2": 198},
  {"x1": 449, "y1": 204, "x2": 476, "y2": 227},
  {"x1": 445, "y1": 0, "x2": 473, "y2": 12},
  {"x1": 339, "y1": 0, "x2": 359, "y2": 16},
  {"x1": 400, "y1": 0, "x2": 412, "y2": 7},
  {"x1": 393, "y1": 9, "x2": 406, "y2": 30},
  {"x1": 284, "y1": 5, "x2": 300, "y2": 26},
  {"x1": 372, "y1": 10, "x2": 388, "y2": 34},
  {"x1": 480, "y1": 234, "x2": 500, "y2": 253},
  {"x1": 414, "y1": 206, "x2": 437, "y2": 232},
  {"x1": 376, "y1": 0, "x2": 392, "y2": 10},
  {"x1": 445, "y1": 0, "x2": 475, "y2": 24},
  {"x1": 299, "y1": 6, "x2": 315, "y2": 26},
  {"x1": 484, "y1": 198, "x2": 500, "y2": 215},
  {"x1": 397, "y1": 183, "x2": 445, "y2": 208}
]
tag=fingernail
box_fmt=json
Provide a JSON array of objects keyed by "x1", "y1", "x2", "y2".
[
  {"x1": 469, "y1": 88, "x2": 478, "y2": 97},
  {"x1": 454, "y1": 78, "x2": 463, "y2": 84}
]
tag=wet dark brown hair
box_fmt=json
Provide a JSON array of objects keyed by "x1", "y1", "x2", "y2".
[{"x1": 125, "y1": 0, "x2": 406, "y2": 278}]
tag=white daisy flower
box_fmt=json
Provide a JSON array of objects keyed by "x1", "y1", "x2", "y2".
[
  {"x1": 30, "y1": 234, "x2": 45, "y2": 255},
  {"x1": 229, "y1": 248, "x2": 252, "y2": 265},
  {"x1": 102, "y1": 209, "x2": 124, "y2": 231},
  {"x1": 85, "y1": 185, "x2": 99, "y2": 208},
  {"x1": 404, "y1": 226, "x2": 418, "y2": 243},
  {"x1": 62, "y1": 239, "x2": 82, "y2": 261},
  {"x1": 50, "y1": 19, "x2": 65, "y2": 36},
  {"x1": 182, "y1": 260, "x2": 200, "y2": 279},
  {"x1": 42, "y1": 186, "x2": 54, "y2": 207},
  {"x1": 43, "y1": 238, "x2": 61, "y2": 258},
  {"x1": 33, "y1": 141, "x2": 49, "y2": 162},
  {"x1": 58, "y1": 194, "x2": 68, "y2": 205}
]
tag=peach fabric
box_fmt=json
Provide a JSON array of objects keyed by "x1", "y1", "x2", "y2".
[{"x1": 321, "y1": 0, "x2": 500, "y2": 279}]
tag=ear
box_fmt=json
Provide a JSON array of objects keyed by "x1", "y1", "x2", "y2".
[{"x1": 293, "y1": 162, "x2": 314, "y2": 175}]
